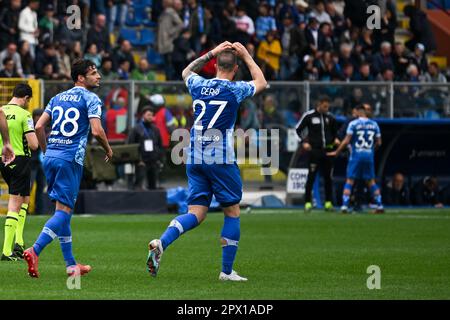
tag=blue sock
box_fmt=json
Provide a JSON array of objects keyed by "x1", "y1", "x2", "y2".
[
  {"x1": 33, "y1": 210, "x2": 68, "y2": 256},
  {"x1": 221, "y1": 216, "x2": 240, "y2": 275},
  {"x1": 342, "y1": 183, "x2": 353, "y2": 207},
  {"x1": 370, "y1": 184, "x2": 383, "y2": 206},
  {"x1": 59, "y1": 213, "x2": 76, "y2": 267},
  {"x1": 160, "y1": 213, "x2": 199, "y2": 250}
]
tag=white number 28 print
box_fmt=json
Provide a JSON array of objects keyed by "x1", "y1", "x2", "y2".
[
  {"x1": 192, "y1": 100, "x2": 228, "y2": 130},
  {"x1": 51, "y1": 106, "x2": 80, "y2": 137}
]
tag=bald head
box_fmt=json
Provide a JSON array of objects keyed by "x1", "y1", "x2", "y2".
[{"x1": 217, "y1": 50, "x2": 237, "y2": 72}]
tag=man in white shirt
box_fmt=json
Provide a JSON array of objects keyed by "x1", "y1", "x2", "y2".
[
  {"x1": 18, "y1": 0, "x2": 39, "y2": 59},
  {"x1": 309, "y1": 1, "x2": 332, "y2": 25},
  {"x1": 232, "y1": 7, "x2": 255, "y2": 36}
]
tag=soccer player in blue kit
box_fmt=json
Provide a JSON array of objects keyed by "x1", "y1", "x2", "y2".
[
  {"x1": 147, "y1": 41, "x2": 267, "y2": 281},
  {"x1": 328, "y1": 104, "x2": 384, "y2": 213},
  {"x1": 23, "y1": 60, "x2": 113, "y2": 278}
]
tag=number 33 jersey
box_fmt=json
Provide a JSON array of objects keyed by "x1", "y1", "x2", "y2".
[
  {"x1": 44, "y1": 86, "x2": 102, "y2": 165},
  {"x1": 346, "y1": 117, "x2": 381, "y2": 162},
  {"x1": 185, "y1": 73, "x2": 256, "y2": 163}
]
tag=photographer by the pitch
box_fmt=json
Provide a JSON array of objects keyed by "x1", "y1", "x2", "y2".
[{"x1": 295, "y1": 96, "x2": 340, "y2": 212}]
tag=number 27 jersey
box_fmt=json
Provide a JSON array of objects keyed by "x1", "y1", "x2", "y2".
[{"x1": 44, "y1": 86, "x2": 102, "y2": 165}]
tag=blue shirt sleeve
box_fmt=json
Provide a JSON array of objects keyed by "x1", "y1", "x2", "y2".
[
  {"x1": 86, "y1": 92, "x2": 102, "y2": 119},
  {"x1": 185, "y1": 73, "x2": 205, "y2": 95},
  {"x1": 346, "y1": 120, "x2": 355, "y2": 136},
  {"x1": 231, "y1": 81, "x2": 256, "y2": 104},
  {"x1": 44, "y1": 97, "x2": 54, "y2": 115}
]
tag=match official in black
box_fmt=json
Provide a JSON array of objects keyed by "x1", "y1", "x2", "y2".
[{"x1": 296, "y1": 96, "x2": 339, "y2": 212}]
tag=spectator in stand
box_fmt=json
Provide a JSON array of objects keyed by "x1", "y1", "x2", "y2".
[
  {"x1": 117, "y1": 59, "x2": 131, "y2": 80},
  {"x1": 39, "y1": 3, "x2": 59, "y2": 44},
  {"x1": 157, "y1": 0, "x2": 184, "y2": 80},
  {"x1": 404, "y1": 4, "x2": 436, "y2": 53},
  {"x1": 392, "y1": 42, "x2": 410, "y2": 80},
  {"x1": 377, "y1": 67, "x2": 394, "y2": 82},
  {"x1": 305, "y1": 17, "x2": 321, "y2": 56},
  {"x1": 372, "y1": 41, "x2": 394, "y2": 77},
  {"x1": 343, "y1": 87, "x2": 364, "y2": 116},
  {"x1": 358, "y1": 28, "x2": 374, "y2": 60},
  {"x1": 372, "y1": 2, "x2": 396, "y2": 50},
  {"x1": 423, "y1": 62, "x2": 447, "y2": 83},
  {"x1": 326, "y1": 1, "x2": 346, "y2": 39},
  {"x1": 0, "y1": 57, "x2": 20, "y2": 78},
  {"x1": 86, "y1": 14, "x2": 111, "y2": 57},
  {"x1": 338, "y1": 42, "x2": 358, "y2": 69},
  {"x1": 99, "y1": 57, "x2": 118, "y2": 80},
  {"x1": 112, "y1": 39, "x2": 135, "y2": 72},
  {"x1": 183, "y1": 0, "x2": 207, "y2": 54},
  {"x1": 150, "y1": 94, "x2": 176, "y2": 151},
  {"x1": 197, "y1": 37, "x2": 217, "y2": 78},
  {"x1": 84, "y1": 43, "x2": 102, "y2": 68},
  {"x1": 55, "y1": 41, "x2": 71, "y2": 80},
  {"x1": 105, "y1": 96, "x2": 128, "y2": 142},
  {"x1": 236, "y1": 42, "x2": 256, "y2": 81},
  {"x1": 409, "y1": 43, "x2": 428, "y2": 75},
  {"x1": 127, "y1": 107, "x2": 163, "y2": 190},
  {"x1": 0, "y1": 0, "x2": 22, "y2": 50},
  {"x1": 172, "y1": 28, "x2": 196, "y2": 80},
  {"x1": 257, "y1": 30, "x2": 282, "y2": 80},
  {"x1": 40, "y1": 62, "x2": 58, "y2": 80},
  {"x1": 384, "y1": 172, "x2": 410, "y2": 206},
  {"x1": 19, "y1": 40, "x2": 35, "y2": 78},
  {"x1": 302, "y1": 54, "x2": 319, "y2": 81},
  {"x1": 232, "y1": 6, "x2": 255, "y2": 45},
  {"x1": 255, "y1": 2, "x2": 277, "y2": 42},
  {"x1": 309, "y1": 1, "x2": 332, "y2": 24},
  {"x1": 405, "y1": 64, "x2": 421, "y2": 83},
  {"x1": 354, "y1": 62, "x2": 374, "y2": 81},
  {"x1": 411, "y1": 176, "x2": 444, "y2": 208},
  {"x1": 132, "y1": 58, "x2": 157, "y2": 97},
  {"x1": 18, "y1": 0, "x2": 39, "y2": 59},
  {"x1": 341, "y1": 62, "x2": 355, "y2": 82},
  {"x1": 0, "y1": 43, "x2": 24, "y2": 78},
  {"x1": 318, "y1": 22, "x2": 334, "y2": 52},
  {"x1": 70, "y1": 41, "x2": 83, "y2": 63},
  {"x1": 316, "y1": 50, "x2": 340, "y2": 81},
  {"x1": 289, "y1": 19, "x2": 308, "y2": 79},
  {"x1": 107, "y1": 0, "x2": 129, "y2": 33},
  {"x1": 35, "y1": 42, "x2": 59, "y2": 79},
  {"x1": 280, "y1": 14, "x2": 297, "y2": 80}
]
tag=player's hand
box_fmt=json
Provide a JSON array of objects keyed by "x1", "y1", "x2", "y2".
[
  {"x1": 105, "y1": 148, "x2": 113, "y2": 163},
  {"x1": 232, "y1": 42, "x2": 250, "y2": 59},
  {"x1": 302, "y1": 142, "x2": 312, "y2": 152},
  {"x1": 211, "y1": 41, "x2": 232, "y2": 57},
  {"x1": 2, "y1": 143, "x2": 15, "y2": 166}
]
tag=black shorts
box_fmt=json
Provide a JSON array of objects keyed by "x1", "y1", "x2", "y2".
[{"x1": 0, "y1": 156, "x2": 31, "y2": 196}]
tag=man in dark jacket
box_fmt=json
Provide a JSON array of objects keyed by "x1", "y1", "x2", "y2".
[
  {"x1": 296, "y1": 96, "x2": 340, "y2": 212},
  {"x1": 384, "y1": 172, "x2": 410, "y2": 206},
  {"x1": 127, "y1": 107, "x2": 163, "y2": 190},
  {"x1": 0, "y1": 0, "x2": 21, "y2": 50}
]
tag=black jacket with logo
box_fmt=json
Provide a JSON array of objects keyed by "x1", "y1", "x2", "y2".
[
  {"x1": 127, "y1": 121, "x2": 163, "y2": 162},
  {"x1": 295, "y1": 109, "x2": 339, "y2": 150}
]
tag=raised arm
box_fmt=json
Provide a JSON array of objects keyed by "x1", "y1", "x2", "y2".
[
  {"x1": 181, "y1": 41, "x2": 233, "y2": 82},
  {"x1": 232, "y1": 42, "x2": 268, "y2": 95}
]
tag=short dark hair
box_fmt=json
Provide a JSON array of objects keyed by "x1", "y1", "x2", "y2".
[
  {"x1": 217, "y1": 49, "x2": 237, "y2": 72},
  {"x1": 318, "y1": 95, "x2": 330, "y2": 103},
  {"x1": 13, "y1": 83, "x2": 32, "y2": 98},
  {"x1": 3, "y1": 57, "x2": 13, "y2": 65},
  {"x1": 141, "y1": 106, "x2": 154, "y2": 115},
  {"x1": 71, "y1": 59, "x2": 96, "y2": 82},
  {"x1": 356, "y1": 103, "x2": 369, "y2": 115}
]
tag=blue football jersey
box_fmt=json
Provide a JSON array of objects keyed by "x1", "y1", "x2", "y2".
[
  {"x1": 185, "y1": 74, "x2": 255, "y2": 163},
  {"x1": 44, "y1": 86, "x2": 102, "y2": 165},
  {"x1": 346, "y1": 117, "x2": 381, "y2": 161}
]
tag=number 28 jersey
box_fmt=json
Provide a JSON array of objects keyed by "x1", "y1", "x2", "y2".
[
  {"x1": 346, "y1": 117, "x2": 381, "y2": 162},
  {"x1": 185, "y1": 73, "x2": 256, "y2": 163},
  {"x1": 44, "y1": 86, "x2": 102, "y2": 165}
]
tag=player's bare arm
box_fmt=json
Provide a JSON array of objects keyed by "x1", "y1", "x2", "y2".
[
  {"x1": 181, "y1": 41, "x2": 233, "y2": 82},
  {"x1": 35, "y1": 112, "x2": 51, "y2": 153},
  {"x1": 25, "y1": 131, "x2": 39, "y2": 151},
  {"x1": 90, "y1": 118, "x2": 113, "y2": 162},
  {"x1": 232, "y1": 42, "x2": 268, "y2": 94},
  {"x1": 328, "y1": 134, "x2": 351, "y2": 157},
  {"x1": 0, "y1": 108, "x2": 15, "y2": 165}
]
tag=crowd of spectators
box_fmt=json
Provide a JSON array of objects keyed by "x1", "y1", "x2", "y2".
[{"x1": 0, "y1": 0, "x2": 448, "y2": 84}]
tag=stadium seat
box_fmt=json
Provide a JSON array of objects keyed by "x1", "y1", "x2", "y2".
[
  {"x1": 138, "y1": 29, "x2": 156, "y2": 46},
  {"x1": 119, "y1": 28, "x2": 140, "y2": 46},
  {"x1": 147, "y1": 48, "x2": 164, "y2": 66}
]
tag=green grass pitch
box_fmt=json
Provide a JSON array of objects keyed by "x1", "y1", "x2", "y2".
[{"x1": 0, "y1": 209, "x2": 449, "y2": 300}]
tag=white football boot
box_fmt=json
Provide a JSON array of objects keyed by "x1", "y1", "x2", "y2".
[{"x1": 219, "y1": 270, "x2": 248, "y2": 281}]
